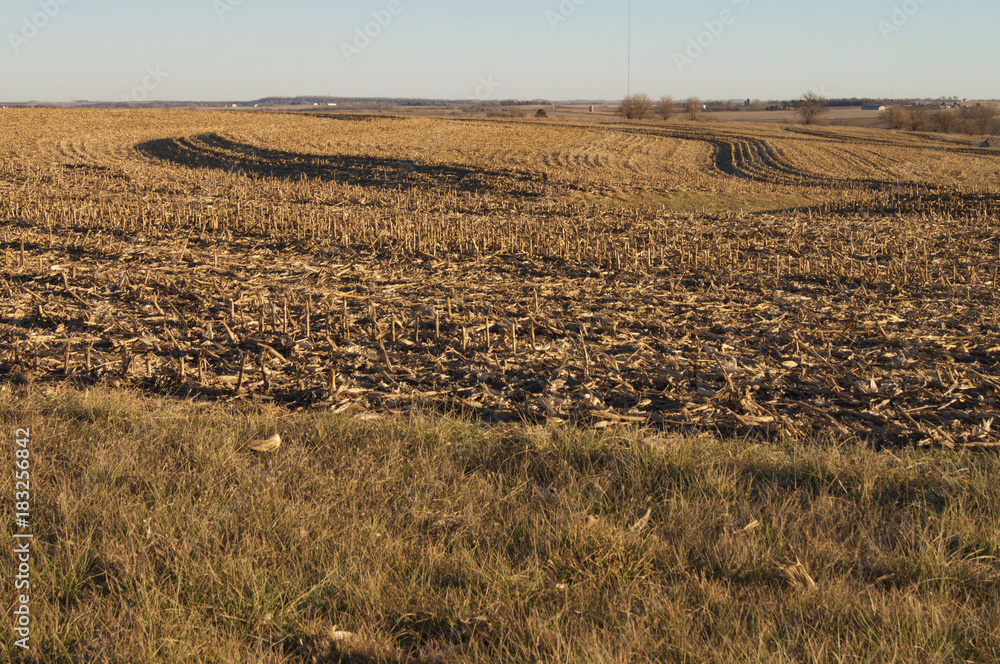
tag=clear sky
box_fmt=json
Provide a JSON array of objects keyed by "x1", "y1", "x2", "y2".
[{"x1": 2, "y1": 0, "x2": 997, "y2": 102}]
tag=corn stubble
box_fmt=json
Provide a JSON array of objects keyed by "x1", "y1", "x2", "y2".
[{"x1": 1, "y1": 108, "x2": 999, "y2": 448}]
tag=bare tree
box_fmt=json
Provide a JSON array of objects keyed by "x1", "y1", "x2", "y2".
[
  {"x1": 657, "y1": 95, "x2": 677, "y2": 121},
  {"x1": 960, "y1": 104, "x2": 999, "y2": 135},
  {"x1": 883, "y1": 106, "x2": 909, "y2": 130},
  {"x1": 620, "y1": 93, "x2": 653, "y2": 120},
  {"x1": 796, "y1": 91, "x2": 828, "y2": 125},
  {"x1": 686, "y1": 96, "x2": 702, "y2": 121},
  {"x1": 931, "y1": 109, "x2": 959, "y2": 133},
  {"x1": 749, "y1": 99, "x2": 765, "y2": 112},
  {"x1": 908, "y1": 106, "x2": 930, "y2": 132}
]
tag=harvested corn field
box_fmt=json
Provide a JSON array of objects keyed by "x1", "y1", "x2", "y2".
[{"x1": 2, "y1": 108, "x2": 1000, "y2": 448}]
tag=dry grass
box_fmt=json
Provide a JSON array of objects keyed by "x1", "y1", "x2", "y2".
[{"x1": 1, "y1": 385, "x2": 999, "y2": 662}]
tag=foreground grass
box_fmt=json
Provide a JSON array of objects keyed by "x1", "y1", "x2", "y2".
[{"x1": 2, "y1": 386, "x2": 998, "y2": 663}]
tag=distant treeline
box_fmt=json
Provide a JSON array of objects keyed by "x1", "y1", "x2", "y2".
[
  {"x1": 2, "y1": 95, "x2": 981, "y2": 111},
  {"x1": 1, "y1": 96, "x2": 566, "y2": 109}
]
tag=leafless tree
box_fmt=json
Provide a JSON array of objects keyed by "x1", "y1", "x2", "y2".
[
  {"x1": 908, "y1": 106, "x2": 930, "y2": 132},
  {"x1": 686, "y1": 96, "x2": 702, "y2": 121},
  {"x1": 749, "y1": 99, "x2": 765, "y2": 112},
  {"x1": 657, "y1": 95, "x2": 677, "y2": 121},
  {"x1": 960, "y1": 104, "x2": 999, "y2": 135},
  {"x1": 883, "y1": 106, "x2": 909, "y2": 130},
  {"x1": 796, "y1": 91, "x2": 828, "y2": 125},
  {"x1": 931, "y1": 109, "x2": 958, "y2": 133},
  {"x1": 620, "y1": 93, "x2": 653, "y2": 120}
]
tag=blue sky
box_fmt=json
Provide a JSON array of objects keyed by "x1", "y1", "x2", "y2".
[{"x1": 2, "y1": 0, "x2": 997, "y2": 102}]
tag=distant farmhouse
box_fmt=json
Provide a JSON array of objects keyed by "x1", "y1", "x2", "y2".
[{"x1": 861, "y1": 105, "x2": 887, "y2": 111}]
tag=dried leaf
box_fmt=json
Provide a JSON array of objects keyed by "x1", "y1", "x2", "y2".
[
  {"x1": 249, "y1": 433, "x2": 281, "y2": 452},
  {"x1": 778, "y1": 558, "x2": 817, "y2": 590},
  {"x1": 630, "y1": 507, "x2": 653, "y2": 533}
]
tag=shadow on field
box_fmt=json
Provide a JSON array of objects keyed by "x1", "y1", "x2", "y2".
[{"x1": 135, "y1": 133, "x2": 543, "y2": 196}]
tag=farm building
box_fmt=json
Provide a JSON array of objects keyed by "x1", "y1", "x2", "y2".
[{"x1": 861, "y1": 105, "x2": 887, "y2": 111}]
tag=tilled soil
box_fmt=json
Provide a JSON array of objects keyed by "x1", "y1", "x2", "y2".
[
  {"x1": 4, "y1": 212, "x2": 999, "y2": 450},
  {"x1": 3, "y1": 110, "x2": 1000, "y2": 448}
]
